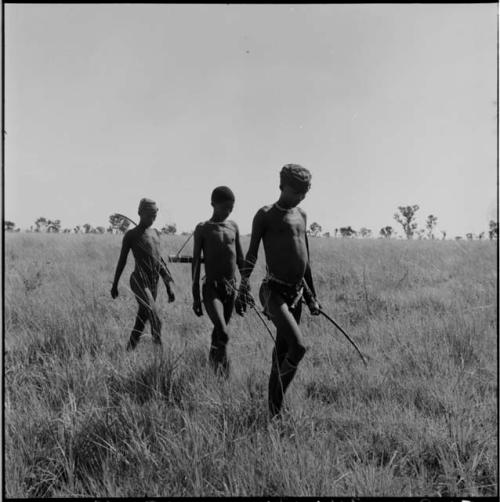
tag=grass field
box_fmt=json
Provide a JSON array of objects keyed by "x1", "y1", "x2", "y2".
[{"x1": 4, "y1": 232, "x2": 498, "y2": 497}]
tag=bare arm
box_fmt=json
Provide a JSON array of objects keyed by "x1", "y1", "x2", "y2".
[
  {"x1": 191, "y1": 224, "x2": 204, "y2": 315},
  {"x1": 155, "y1": 230, "x2": 175, "y2": 301},
  {"x1": 111, "y1": 232, "x2": 132, "y2": 297},
  {"x1": 234, "y1": 223, "x2": 245, "y2": 276},
  {"x1": 235, "y1": 209, "x2": 265, "y2": 315},
  {"x1": 158, "y1": 229, "x2": 174, "y2": 284},
  {"x1": 302, "y1": 213, "x2": 320, "y2": 314},
  {"x1": 160, "y1": 258, "x2": 174, "y2": 284},
  {"x1": 160, "y1": 259, "x2": 175, "y2": 302},
  {"x1": 240, "y1": 209, "x2": 265, "y2": 282},
  {"x1": 303, "y1": 232, "x2": 317, "y2": 298}
]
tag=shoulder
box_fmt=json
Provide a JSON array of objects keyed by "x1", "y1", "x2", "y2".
[
  {"x1": 226, "y1": 220, "x2": 239, "y2": 231},
  {"x1": 297, "y1": 207, "x2": 307, "y2": 220},
  {"x1": 124, "y1": 228, "x2": 136, "y2": 239},
  {"x1": 122, "y1": 228, "x2": 136, "y2": 246},
  {"x1": 194, "y1": 221, "x2": 206, "y2": 235},
  {"x1": 254, "y1": 205, "x2": 273, "y2": 220},
  {"x1": 143, "y1": 227, "x2": 160, "y2": 238},
  {"x1": 252, "y1": 205, "x2": 274, "y2": 225}
]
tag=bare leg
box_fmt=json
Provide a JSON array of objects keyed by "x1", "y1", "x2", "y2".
[
  {"x1": 260, "y1": 284, "x2": 305, "y2": 417},
  {"x1": 129, "y1": 273, "x2": 161, "y2": 349},
  {"x1": 149, "y1": 283, "x2": 162, "y2": 345},
  {"x1": 203, "y1": 284, "x2": 234, "y2": 377},
  {"x1": 268, "y1": 336, "x2": 288, "y2": 417},
  {"x1": 219, "y1": 292, "x2": 235, "y2": 374},
  {"x1": 128, "y1": 304, "x2": 148, "y2": 350}
]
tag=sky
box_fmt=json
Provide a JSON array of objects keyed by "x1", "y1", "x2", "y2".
[{"x1": 4, "y1": 4, "x2": 498, "y2": 237}]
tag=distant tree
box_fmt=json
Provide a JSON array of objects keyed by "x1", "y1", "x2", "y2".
[
  {"x1": 63, "y1": 228, "x2": 72, "y2": 234},
  {"x1": 47, "y1": 219, "x2": 61, "y2": 233},
  {"x1": 323, "y1": 232, "x2": 330, "y2": 238},
  {"x1": 379, "y1": 226, "x2": 394, "y2": 238},
  {"x1": 416, "y1": 229, "x2": 426, "y2": 240},
  {"x1": 96, "y1": 226, "x2": 105, "y2": 234},
  {"x1": 109, "y1": 214, "x2": 131, "y2": 234},
  {"x1": 74, "y1": 226, "x2": 81, "y2": 234},
  {"x1": 83, "y1": 223, "x2": 93, "y2": 234},
  {"x1": 478, "y1": 232, "x2": 485, "y2": 240},
  {"x1": 466, "y1": 233, "x2": 474, "y2": 241},
  {"x1": 489, "y1": 220, "x2": 498, "y2": 240},
  {"x1": 334, "y1": 228, "x2": 339, "y2": 238},
  {"x1": 4, "y1": 221, "x2": 16, "y2": 232},
  {"x1": 394, "y1": 205, "x2": 419, "y2": 239},
  {"x1": 455, "y1": 236, "x2": 463, "y2": 240},
  {"x1": 359, "y1": 227, "x2": 372, "y2": 238},
  {"x1": 441, "y1": 230, "x2": 447, "y2": 240},
  {"x1": 308, "y1": 222, "x2": 322, "y2": 237},
  {"x1": 181, "y1": 231, "x2": 191, "y2": 236},
  {"x1": 339, "y1": 226, "x2": 356, "y2": 238},
  {"x1": 162, "y1": 223, "x2": 177, "y2": 235},
  {"x1": 35, "y1": 217, "x2": 48, "y2": 232},
  {"x1": 425, "y1": 214, "x2": 438, "y2": 239}
]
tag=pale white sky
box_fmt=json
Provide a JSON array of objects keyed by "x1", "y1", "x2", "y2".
[{"x1": 4, "y1": 4, "x2": 498, "y2": 236}]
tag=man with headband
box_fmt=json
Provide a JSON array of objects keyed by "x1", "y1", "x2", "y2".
[
  {"x1": 236, "y1": 164, "x2": 320, "y2": 418},
  {"x1": 111, "y1": 198, "x2": 175, "y2": 350},
  {"x1": 192, "y1": 186, "x2": 245, "y2": 377}
]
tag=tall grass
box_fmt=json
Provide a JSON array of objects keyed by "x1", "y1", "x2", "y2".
[{"x1": 4, "y1": 233, "x2": 497, "y2": 497}]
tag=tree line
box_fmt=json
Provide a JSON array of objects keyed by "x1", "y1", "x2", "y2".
[
  {"x1": 4, "y1": 206, "x2": 499, "y2": 240},
  {"x1": 307, "y1": 204, "x2": 498, "y2": 240},
  {"x1": 307, "y1": 205, "x2": 498, "y2": 240},
  {"x1": 3, "y1": 215, "x2": 180, "y2": 236}
]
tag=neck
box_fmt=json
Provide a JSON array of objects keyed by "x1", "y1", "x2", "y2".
[
  {"x1": 275, "y1": 198, "x2": 294, "y2": 211},
  {"x1": 210, "y1": 213, "x2": 226, "y2": 223}
]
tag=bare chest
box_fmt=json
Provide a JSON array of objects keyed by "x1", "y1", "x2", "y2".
[
  {"x1": 267, "y1": 211, "x2": 305, "y2": 238},
  {"x1": 204, "y1": 224, "x2": 236, "y2": 247},
  {"x1": 133, "y1": 229, "x2": 160, "y2": 255}
]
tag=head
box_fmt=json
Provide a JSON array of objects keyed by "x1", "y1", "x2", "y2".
[
  {"x1": 279, "y1": 164, "x2": 312, "y2": 207},
  {"x1": 211, "y1": 186, "x2": 235, "y2": 220},
  {"x1": 138, "y1": 198, "x2": 158, "y2": 227}
]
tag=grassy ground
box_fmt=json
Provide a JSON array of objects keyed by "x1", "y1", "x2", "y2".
[{"x1": 4, "y1": 233, "x2": 497, "y2": 497}]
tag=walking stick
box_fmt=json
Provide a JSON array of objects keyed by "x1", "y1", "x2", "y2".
[
  {"x1": 316, "y1": 307, "x2": 368, "y2": 366},
  {"x1": 225, "y1": 280, "x2": 276, "y2": 344},
  {"x1": 248, "y1": 299, "x2": 276, "y2": 344},
  {"x1": 301, "y1": 277, "x2": 367, "y2": 366}
]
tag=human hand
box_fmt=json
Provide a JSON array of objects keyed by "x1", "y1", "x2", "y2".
[
  {"x1": 167, "y1": 286, "x2": 175, "y2": 303},
  {"x1": 111, "y1": 285, "x2": 118, "y2": 299},
  {"x1": 193, "y1": 299, "x2": 203, "y2": 317},
  {"x1": 235, "y1": 281, "x2": 251, "y2": 316},
  {"x1": 307, "y1": 298, "x2": 321, "y2": 316},
  {"x1": 235, "y1": 293, "x2": 247, "y2": 316}
]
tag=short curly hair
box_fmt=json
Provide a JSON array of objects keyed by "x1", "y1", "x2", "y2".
[{"x1": 279, "y1": 164, "x2": 312, "y2": 192}]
